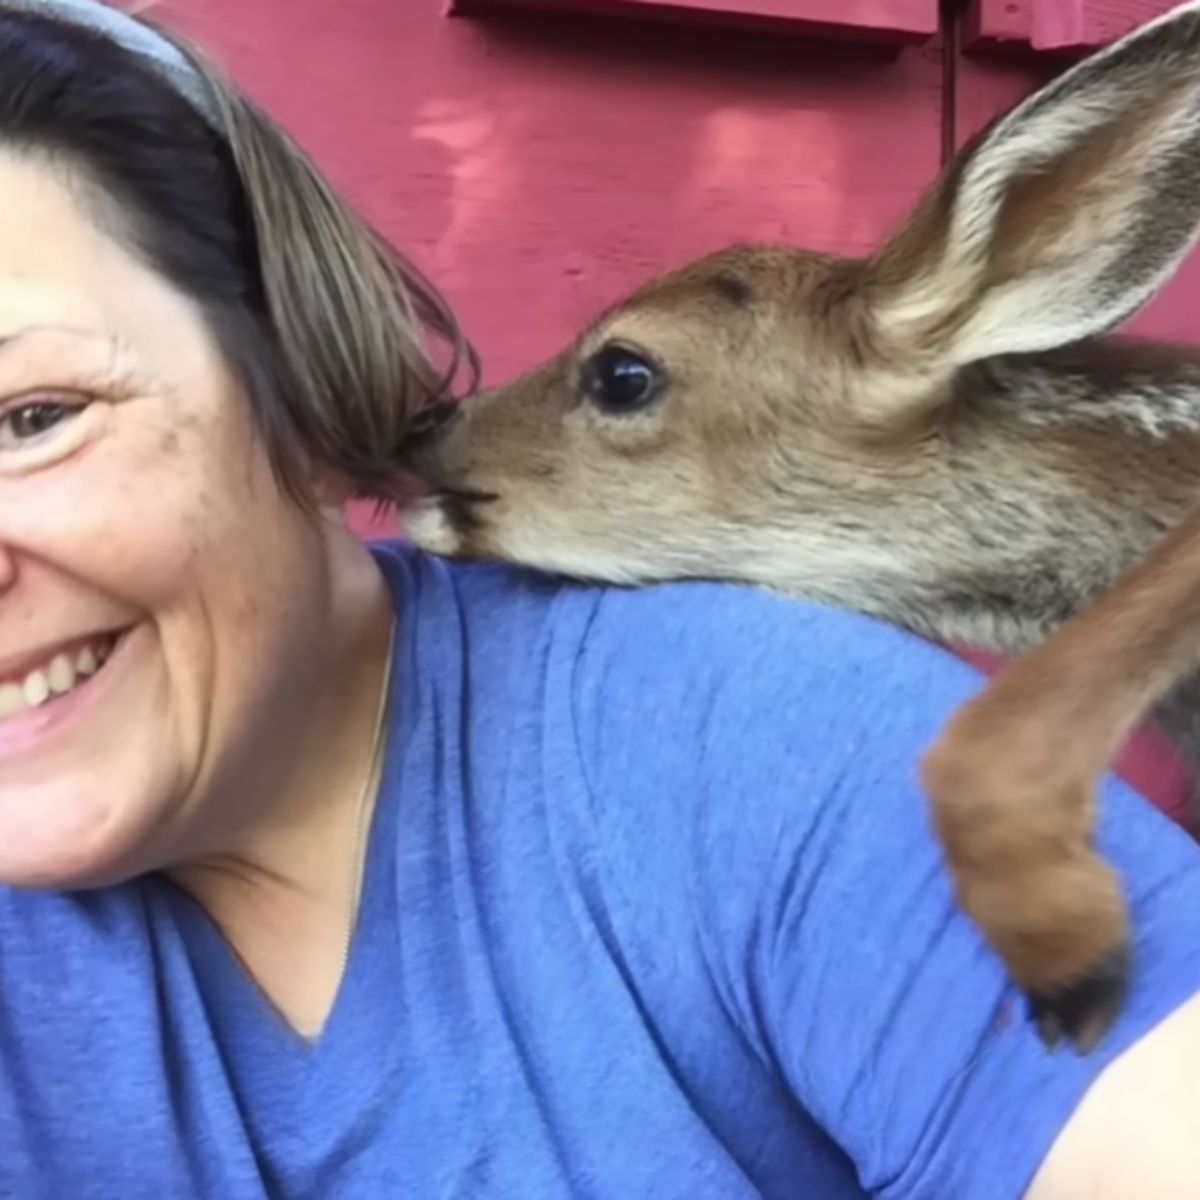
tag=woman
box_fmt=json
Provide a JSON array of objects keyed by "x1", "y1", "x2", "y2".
[{"x1": 1, "y1": 2, "x2": 1199, "y2": 1196}]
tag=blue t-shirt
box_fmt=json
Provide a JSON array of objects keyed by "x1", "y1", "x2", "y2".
[{"x1": 3, "y1": 539, "x2": 1200, "y2": 1199}]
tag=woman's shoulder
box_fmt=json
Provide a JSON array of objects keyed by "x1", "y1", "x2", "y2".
[
  {"x1": 371, "y1": 538, "x2": 999, "y2": 852},
  {"x1": 0, "y1": 882, "x2": 161, "y2": 1020},
  {"x1": 369, "y1": 535, "x2": 982, "y2": 702}
]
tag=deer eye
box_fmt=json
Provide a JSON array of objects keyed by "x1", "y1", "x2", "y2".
[{"x1": 581, "y1": 345, "x2": 663, "y2": 415}]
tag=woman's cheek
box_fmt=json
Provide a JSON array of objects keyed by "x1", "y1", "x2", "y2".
[{"x1": 5, "y1": 406, "x2": 249, "y2": 588}]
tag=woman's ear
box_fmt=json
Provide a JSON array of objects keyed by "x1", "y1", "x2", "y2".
[
  {"x1": 305, "y1": 461, "x2": 360, "y2": 514},
  {"x1": 204, "y1": 63, "x2": 477, "y2": 501}
]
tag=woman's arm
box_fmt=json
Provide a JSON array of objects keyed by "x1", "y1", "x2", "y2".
[{"x1": 1028, "y1": 991, "x2": 1200, "y2": 1198}]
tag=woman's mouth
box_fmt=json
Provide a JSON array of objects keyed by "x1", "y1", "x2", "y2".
[{"x1": 0, "y1": 632, "x2": 123, "y2": 722}]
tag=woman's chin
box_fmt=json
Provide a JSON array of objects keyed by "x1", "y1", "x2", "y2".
[
  {"x1": 0, "y1": 772, "x2": 173, "y2": 890},
  {"x1": 0, "y1": 628, "x2": 186, "y2": 889}
]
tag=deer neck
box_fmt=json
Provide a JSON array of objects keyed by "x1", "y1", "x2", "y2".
[{"x1": 741, "y1": 337, "x2": 1200, "y2": 655}]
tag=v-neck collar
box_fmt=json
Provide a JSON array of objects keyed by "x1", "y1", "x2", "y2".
[{"x1": 151, "y1": 547, "x2": 415, "y2": 1133}]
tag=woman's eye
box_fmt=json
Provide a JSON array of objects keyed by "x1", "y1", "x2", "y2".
[{"x1": 0, "y1": 400, "x2": 86, "y2": 449}]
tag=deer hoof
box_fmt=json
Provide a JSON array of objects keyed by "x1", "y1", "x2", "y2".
[{"x1": 1026, "y1": 943, "x2": 1130, "y2": 1053}]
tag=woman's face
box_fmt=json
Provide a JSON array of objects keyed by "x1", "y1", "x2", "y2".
[{"x1": 0, "y1": 151, "x2": 341, "y2": 888}]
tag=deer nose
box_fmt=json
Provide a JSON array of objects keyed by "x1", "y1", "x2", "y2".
[{"x1": 408, "y1": 399, "x2": 459, "y2": 441}]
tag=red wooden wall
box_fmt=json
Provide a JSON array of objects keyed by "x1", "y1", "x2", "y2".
[
  {"x1": 162, "y1": 0, "x2": 1196, "y2": 817},
  {"x1": 166, "y1": 0, "x2": 946, "y2": 380}
]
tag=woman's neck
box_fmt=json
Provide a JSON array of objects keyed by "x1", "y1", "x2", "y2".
[{"x1": 169, "y1": 536, "x2": 397, "y2": 1037}]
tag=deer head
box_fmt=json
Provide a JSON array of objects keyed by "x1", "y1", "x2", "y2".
[{"x1": 401, "y1": 1, "x2": 1200, "y2": 611}]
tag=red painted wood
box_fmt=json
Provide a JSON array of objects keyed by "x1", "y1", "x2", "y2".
[
  {"x1": 168, "y1": 0, "x2": 945, "y2": 389},
  {"x1": 964, "y1": 0, "x2": 1176, "y2": 54},
  {"x1": 447, "y1": 0, "x2": 938, "y2": 46},
  {"x1": 962, "y1": 0, "x2": 1041, "y2": 54}
]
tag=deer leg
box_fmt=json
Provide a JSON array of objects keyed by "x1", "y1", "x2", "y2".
[{"x1": 922, "y1": 502, "x2": 1200, "y2": 1052}]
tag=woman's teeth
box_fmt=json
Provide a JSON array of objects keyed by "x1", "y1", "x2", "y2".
[{"x1": 0, "y1": 636, "x2": 117, "y2": 719}]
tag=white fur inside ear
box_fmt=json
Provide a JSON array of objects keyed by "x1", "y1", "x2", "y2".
[
  {"x1": 402, "y1": 501, "x2": 464, "y2": 556},
  {"x1": 881, "y1": 2, "x2": 1200, "y2": 366},
  {"x1": 946, "y1": 83, "x2": 1200, "y2": 361}
]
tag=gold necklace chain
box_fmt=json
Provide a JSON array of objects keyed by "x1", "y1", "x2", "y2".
[{"x1": 335, "y1": 612, "x2": 397, "y2": 985}]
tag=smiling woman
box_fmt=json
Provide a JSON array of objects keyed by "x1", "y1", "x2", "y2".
[
  {"x1": 0, "y1": 7, "x2": 464, "y2": 905},
  {"x1": 4, "y1": 3, "x2": 1200, "y2": 1198},
  {"x1": 0, "y1": 2, "x2": 477, "y2": 1015}
]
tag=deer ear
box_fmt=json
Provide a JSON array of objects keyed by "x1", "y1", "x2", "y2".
[{"x1": 865, "y1": 0, "x2": 1200, "y2": 373}]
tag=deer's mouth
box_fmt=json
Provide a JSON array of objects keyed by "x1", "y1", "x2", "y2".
[
  {"x1": 400, "y1": 482, "x2": 500, "y2": 559},
  {"x1": 433, "y1": 486, "x2": 500, "y2": 507},
  {"x1": 393, "y1": 470, "x2": 498, "y2": 509},
  {"x1": 426, "y1": 487, "x2": 500, "y2": 546}
]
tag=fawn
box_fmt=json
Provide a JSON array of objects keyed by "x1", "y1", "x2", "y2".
[{"x1": 401, "y1": 0, "x2": 1200, "y2": 1052}]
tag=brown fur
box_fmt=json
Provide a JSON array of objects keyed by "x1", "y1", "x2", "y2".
[
  {"x1": 924, "y1": 499, "x2": 1200, "y2": 1050},
  {"x1": 402, "y1": 0, "x2": 1200, "y2": 1049}
]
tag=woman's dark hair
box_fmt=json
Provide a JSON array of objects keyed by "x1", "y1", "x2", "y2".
[{"x1": 0, "y1": 8, "x2": 479, "y2": 504}]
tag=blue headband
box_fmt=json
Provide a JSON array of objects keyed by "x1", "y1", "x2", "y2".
[{"x1": 3, "y1": 0, "x2": 219, "y2": 126}]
